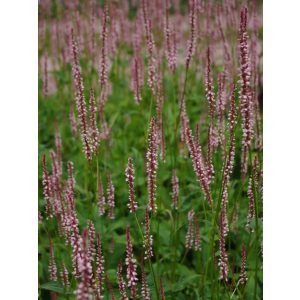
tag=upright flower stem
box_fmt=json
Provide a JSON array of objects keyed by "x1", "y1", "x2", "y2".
[{"x1": 133, "y1": 213, "x2": 159, "y2": 299}]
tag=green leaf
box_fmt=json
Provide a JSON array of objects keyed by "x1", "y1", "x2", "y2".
[{"x1": 40, "y1": 281, "x2": 64, "y2": 294}]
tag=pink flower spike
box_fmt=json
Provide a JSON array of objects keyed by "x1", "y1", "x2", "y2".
[
  {"x1": 117, "y1": 262, "x2": 128, "y2": 300},
  {"x1": 185, "y1": 209, "x2": 195, "y2": 249},
  {"x1": 125, "y1": 157, "x2": 138, "y2": 213},
  {"x1": 125, "y1": 226, "x2": 138, "y2": 299},
  {"x1": 48, "y1": 235, "x2": 57, "y2": 281},
  {"x1": 146, "y1": 117, "x2": 159, "y2": 212},
  {"x1": 107, "y1": 172, "x2": 115, "y2": 220}
]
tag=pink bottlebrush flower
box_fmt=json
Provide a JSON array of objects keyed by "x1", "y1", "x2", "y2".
[
  {"x1": 194, "y1": 217, "x2": 201, "y2": 251},
  {"x1": 206, "y1": 125, "x2": 215, "y2": 185},
  {"x1": 171, "y1": 169, "x2": 179, "y2": 210},
  {"x1": 218, "y1": 209, "x2": 228, "y2": 281},
  {"x1": 185, "y1": 0, "x2": 197, "y2": 70},
  {"x1": 125, "y1": 226, "x2": 138, "y2": 299},
  {"x1": 125, "y1": 157, "x2": 138, "y2": 213},
  {"x1": 130, "y1": 56, "x2": 144, "y2": 104},
  {"x1": 253, "y1": 155, "x2": 259, "y2": 190},
  {"x1": 159, "y1": 278, "x2": 166, "y2": 300},
  {"x1": 60, "y1": 262, "x2": 70, "y2": 288},
  {"x1": 219, "y1": 84, "x2": 237, "y2": 236},
  {"x1": 50, "y1": 150, "x2": 63, "y2": 217},
  {"x1": 97, "y1": 174, "x2": 106, "y2": 216},
  {"x1": 185, "y1": 126, "x2": 212, "y2": 206},
  {"x1": 228, "y1": 84, "x2": 237, "y2": 140},
  {"x1": 99, "y1": 5, "x2": 109, "y2": 91},
  {"x1": 48, "y1": 235, "x2": 57, "y2": 281},
  {"x1": 141, "y1": 257, "x2": 150, "y2": 300},
  {"x1": 87, "y1": 220, "x2": 96, "y2": 261},
  {"x1": 42, "y1": 155, "x2": 52, "y2": 218},
  {"x1": 107, "y1": 172, "x2": 115, "y2": 219},
  {"x1": 64, "y1": 170, "x2": 82, "y2": 278},
  {"x1": 145, "y1": 21, "x2": 157, "y2": 95},
  {"x1": 88, "y1": 88, "x2": 99, "y2": 156},
  {"x1": 217, "y1": 72, "x2": 226, "y2": 143},
  {"x1": 205, "y1": 47, "x2": 216, "y2": 119},
  {"x1": 185, "y1": 209, "x2": 195, "y2": 249},
  {"x1": 96, "y1": 233, "x2": 105, "y2": 297},
  {"x1": 216, "y1": 5, "x2": 231, "y2": 76},
  {"x1": 239, "y1": 7, "x2": 253, "y2": 177},
  {"x1": 43, "y1": 53, "x2": 48, "y2": 97},
  {"x1": 246, "y1": 177, "x2": 255, "y2": 231},
  {"x1": 146, "y1": 117, "x2": 159, "y2": 212},
  {"x1": 143, "y1": 208, "x2": 153, "y2": 259},
  {"x1": 164, "y1": 7, "x2": 177, "y2": 72},
  {"x1": 239, "y1": 243, "x2": 248, "y2": 284},
  {"x1": 70, "y1": 104, "x2": 78, "y2": 137},
  {"x1": 67, "y1": 161, "x2": 76, "y2": 199},
  {"x1": 71, "y1": 29, "x2": 91, "y2": 161},
  {"x1": 117, "y1": 262, "x2": 128, "y2": 300},
  {"x1": 76, "y1": 229, "x2": 94, "y2": 300}
]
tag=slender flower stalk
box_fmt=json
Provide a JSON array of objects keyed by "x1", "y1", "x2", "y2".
[
  {"x1": 185, "y1": 209, "x2": 195, "y2": 249},
  {"x1": 246, "y1": 177, "x2": 255, "y2": 231},
  {"x1": 205, "y1": 47, "x2": 215, "y2": 119},
  {"x1": 125, "y1": 226, "x2": 138, "y2": 300},
  {"x1": 71, "y1": 29, "x2": 91, "y2": 161},
  {"x1": 88, "y1": 88, "x2": 99, "y2": 156},
  {"x1": 117, "y1": 262, "x2": 128, "y2": 300},
  {"x1": 42, "y1": 155, "x2": 52, "y2": 218},
  {"x1": 185, "y1": 126, "x2": 212, "y2": 206},
  {"x1": 218, "y1": 209, "x2": 228, "y2": 281},
  {"x1": 143, "y1": 208, "x2": 153, "y2": 259},
  {"x1": 99, "y1": 5, "x2": 109, "y2": 91},
  {"x1": 206, "y1": 125, "x2": 215, "y2": 185},
  {"x1": 239, "y1": 7, "x2": 253, "y2": 177},
  {"x1": 239, "y1": 243, "x2": 248, "y2": 284},
  {"x1": 60, "y1": 262, "x2": 70, "y2": 288},
  {"x1": 159, "y1": 278, "x2": 166, "y2": 300},
  {"x1": 87, "y1": 220, "x2": 96, "y2": 261},
  {"x1": 125, "y1": 157, "x2": 138, "y2": 213},
  {"x1": 48, "y1": 235, "x2": 57, "y2": 281},
  {"x1": 107, "y1": 172, "x2": 115, "y2": 220},
  {"x1": 146, "y1": 117, "x2": 159, "y2": 212},
  {"x1": 141, "y1": 257, "x2": 150, "y2": 300},
  {"x1": 76, "y1": 229, "x2": 93, "y2": 300},
  {"x1": 171, "y1": 169, "x2": 179, "y2": 210},
  {"x1": 130, "y1": 56, "x2": 144, "y2": 104},
  {"x1": 97, "y1": 174, "x2": 106, "y2": 216},
  {"x1": 96, "y1": 233, "x2": 105, "y2": 297},
  {"x1": 185, "y1": 0, "x2": 197, "y2": 70}
]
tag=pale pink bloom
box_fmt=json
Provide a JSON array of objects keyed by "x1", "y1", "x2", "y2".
[
  {"x1": 117, "y1": 262, "x2": 128, "y2": 300},
  {"x1": 171, "y1": 169, "x2": 179, "y2": 210},
  {"x1": 97, "y1": 174, "x2": 106, "y2": 216},
  {"x1": 107, "y1": 172, "x2": 115, "y2": 219},
  {"x1": 146, "y1": 117, "x2": 159, "y2": 212},
  {"x1": 141, "y1": 257, "x2": 150, "y2": 300},
  {"x1": 218, "y1": 210, "x2": 228, "y2": 281},
  {"x1": 143, "y1": 208, "x2": 153, "y2": 259},
  {"x1": 96, "y1": 233, "x2": 105, "y2": 297},
  {"x1": 125, "y1": 157, "x2": 138, "y2": 213},
  {"x1": 239, "y1": 243, "x2": 248, "y2": 284},
  {"x1": 48, "y1": 235, "x2": 57, "y2": 281},
  {"x1": 185, "y1": 209, "x2": 195, "y2": 249},
  {"x1": 42, "y1": 155, "x2": 52, "y2": 219},
  {"x1": 60, "y1": 261, "x2": 70, "y2": 288},
  {"x1": 125, "y1": 226, "x2": 138, "y2": 299}
]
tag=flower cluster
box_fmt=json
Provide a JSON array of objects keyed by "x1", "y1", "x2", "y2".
[
  {"x1": 146, "y1": 117, "x2": 159, "y2": 212},
  {"x1": 125, "y1": 226, "x2": 138, "y2": 299},
  {"x1": 125, "y1": 157, "x2": 138, "y2": 213}
]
